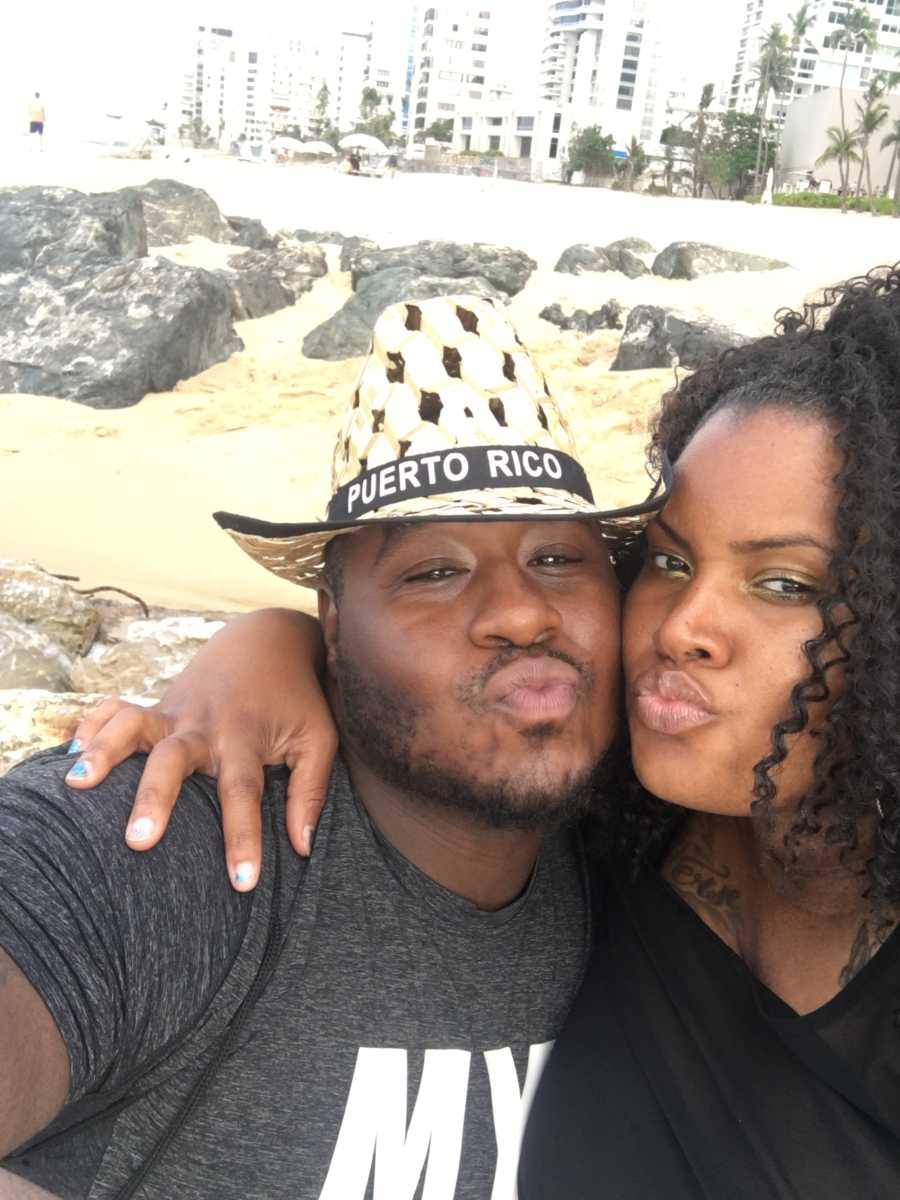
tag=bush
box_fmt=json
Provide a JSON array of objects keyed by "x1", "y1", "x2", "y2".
[{"x1": 773, "y1": 191, "x2": 895, "y2": 214}]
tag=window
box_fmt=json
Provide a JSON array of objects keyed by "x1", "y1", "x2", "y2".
[
  {"x1": 620, "y1": 71, "x2": 636, "y2": 83},
  {"x1": 469, "y1": 74, "x2": 485, "y2": 83},
  {"x1": 474, "y1": 26, "x2": 490, "y2": 35},
  {"x1": 516, "y1": 116, "x2": 534, "y2": 130},
  {"x1": 487, "y1": 116, "x2": 503, "y2": 125},
  {"x1": 447, "y1": 39, "x2": 464, "y2": 48},
  {"x1": 248, "y1": 51, "x2": 258, "y2": 63},
  {"x1": 549, "y1": 136, "x2": 559, "y2": 158},
  {"x1": 616, "y1": 98, "x2": 633, "y2": 110},
  {"x1": 488, "y1": 135, "x2": 501, "y2": 150},
  {"x1": 462, "y1": 117, "x2": 473, "y2": 129},
  {"x1": 416, "y1": 101, "x2": 427, "y2": 114},
  {"x1": 472, "y1": 42, "x2": 488, "y2": 51},
  {"x1": 552, "y1": 112, "x2": 562, "y2": 133},
  {"x1": 438, "y1": 102, "x2": 455, "y2": 111},
  {"x1": 519, "y1": 136, "x2": 532, "y2": 158},
  {"x1": 618, "y1": 85, "x2": 634, "y2": 96},
  {"x1": 479, "y1": 10, "x2": 491, "y2": 17},
  {"x1": 473, "y1": 59, "x2": 486, "y2": 67}
]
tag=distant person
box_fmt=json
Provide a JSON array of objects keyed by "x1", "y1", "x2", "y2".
[
  {"x1": 349, "y1": 152, "x2": 361, "y2": 174},
  {"x1": 385, "y1": 153, "x2": 398, "y2": 179},
  {"x1": 28, "y1": 92, "x2": 45, "y2": 150}
]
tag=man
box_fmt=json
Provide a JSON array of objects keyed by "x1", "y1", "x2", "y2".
[
  {"x1": 28, "y1": 93, "x2": 45, "y2": 149},
  {"x1": 0, "y1": 297, "x2": 667, "y2": 1198}
]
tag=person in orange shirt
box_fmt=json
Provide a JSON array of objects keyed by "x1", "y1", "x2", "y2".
[{"x1": 28, "y1": 93, "x2": 45, "y2": 149}]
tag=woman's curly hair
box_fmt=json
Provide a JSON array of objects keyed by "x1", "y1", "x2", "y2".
[{"x1": 603, "y1": 263, "x2": 900, "y2": 900}]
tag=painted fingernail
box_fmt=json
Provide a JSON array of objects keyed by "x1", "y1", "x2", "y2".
[
  {"x1": 303, "y1": 825, "x2": 316, "y2": 857},
  {"x1": 233, "y1": 862, "x2": 256, "y2": 888},
  {"x1": 127, "y1": 817, "x2": 155, "y2": 842},
  {"x1": 67, "y1": 739, "x2": 82, "y2": 754},
  {"x1": 67, "y1": 760, "x2": 90, "y2": 780}
]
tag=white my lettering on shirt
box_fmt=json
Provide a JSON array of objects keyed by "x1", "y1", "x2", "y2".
[{"x1": 319, "y1": 1042, "x2": 553, "y2": 1200}]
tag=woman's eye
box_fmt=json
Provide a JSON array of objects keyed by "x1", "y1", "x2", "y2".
[
  {"x1": 648, "y1": 551, "x2": 690, "y2": 576},
  {"x1": 756, "y1": 577, "x2": 817, "y2": 599}
]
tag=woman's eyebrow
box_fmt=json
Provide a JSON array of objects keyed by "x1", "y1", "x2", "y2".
[{"x1": 728, "y1": 534, "x2": 832, "y2": 555}]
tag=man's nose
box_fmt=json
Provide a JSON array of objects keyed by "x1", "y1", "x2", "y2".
[{"x1": 469, "y1": 563, "x2": 562, "y2": 649}]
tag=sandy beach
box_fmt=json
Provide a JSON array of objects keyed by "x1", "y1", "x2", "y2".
[{"x1": 3, "y1": 146, "x2": 899, "y2": 615}]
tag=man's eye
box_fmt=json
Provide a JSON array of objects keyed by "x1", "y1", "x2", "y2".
[
  {"x1": 531, "y1": 553, "x2": 582, "y2": 568},
  {"x1": 648, "y1": 551, "x2": 690, "y2": 576},
  {"x1": 404, "y1": 567, "x2": 460, "y2": 584}
]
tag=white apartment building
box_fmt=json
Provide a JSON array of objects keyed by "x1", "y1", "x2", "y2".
[
  {"x1": 328, "y1": 29, "x2": 373, "y2": 132},
  {"x1": 539, "y1": 0, "x2": 669, "y2": 147},
  {"x1": 726, "y1": 0, "x2": 900, "y2": 119},
  {"x1": 408, "y1": 2, "x2": 515, "y2": 146},
  {"x1": 178, "y1": 24, "x2": 328, "y2": 145}
]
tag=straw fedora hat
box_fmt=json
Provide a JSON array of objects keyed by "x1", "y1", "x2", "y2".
[{"x1": 214, "y1": 295, "x2": 670, "y2": 589}]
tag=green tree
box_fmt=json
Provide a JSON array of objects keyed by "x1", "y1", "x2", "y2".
[
  {"x1": 704, "y1": 111, "x2": 771, "y2": 199},
  {"x1": 311, "y1": 82, "x2": 331, "y2": 137},
  {"x1": 689, "y1": 83, "x2": 716, "y2": 198},
  {"x1": 828, "y1": 4, "x2": 879, "y2": 180},
  {"x1": 881, "y1": 118, "x2": 900, "y2": 209},
  {"x1": 360, "y1": 86, "x2": 381, "y2": 122},
  {"x1": 416, "y1": 117, "x2": 453, "y2": 142},
  {"x1": 816, "y1": 125, "x2": 861, "y2": 208},
  {"x1": 751, "y1": 23, "x2": 791, "y2": 189},
  {"x1": 621, "y1": 135, "x2": 647, "y2": 191},
  {"x1": 565, "y1": 125, "x2": 616, "y2": 180},
  {"x1": 853, "y1": 92, "x2": 889, "y2": 212}
]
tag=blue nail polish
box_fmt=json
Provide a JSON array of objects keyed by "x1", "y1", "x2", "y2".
[
  {"x1": 67, "y1": 739, "x2": 82, "y2": 754},
  {"x1": 68, "y1": 761, "x2": 89, "y2": 780}
]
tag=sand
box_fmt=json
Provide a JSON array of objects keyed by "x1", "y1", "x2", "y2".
[{"x1": 2, "y1": 148, "x2": 899, "y2": 614}]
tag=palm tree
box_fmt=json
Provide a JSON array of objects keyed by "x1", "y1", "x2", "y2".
[
  {"x1": 752, "y1": 23, "x2": 792, "y2": 189},
  {"x1": 881, "y1": 119, "x2": 900, "y2": 213},
  {"x1": 853, "y1": 96, "x2": 889, "y2": 212},
  {"x1": 816, "y1": 126, "x2": 861, "y2": 209},
  {"x1": 623, "y1": 135, "x2": 647, "y2": 191},
  {"x1": 787, "y1": 3, "x2": 816, "y2": 101},
  {"x1": 829, "y1": 5, "x2": 879, "y2": 160}
]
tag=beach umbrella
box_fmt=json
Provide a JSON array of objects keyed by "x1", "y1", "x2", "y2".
[
  {"x1": 338, "y1": 133, "x2": 388, "y2": 154},
  {"x1": 271, "y1": 135, "x2": 306, "y2": 151},
  {"x1": 298, "y1": 141, "x2": 337, "y2": 156}
]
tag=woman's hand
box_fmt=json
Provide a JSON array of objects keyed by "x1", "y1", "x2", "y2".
[{"x1": 64, "y1": 609, "x2": 337, "y2": 891}]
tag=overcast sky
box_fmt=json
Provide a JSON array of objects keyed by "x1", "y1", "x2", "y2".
[{"x1": 0, "y1": 0, "x2": 740, "y2": 134}]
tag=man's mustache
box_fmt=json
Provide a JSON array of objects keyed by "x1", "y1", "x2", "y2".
[{"x1": 457, "y1": 645, "x2": 595, "y2": 707}]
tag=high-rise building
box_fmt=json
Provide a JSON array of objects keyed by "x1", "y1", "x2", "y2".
[
  {"x1": 407, "y1": 3, "x2": 517, "y2": 147},
  {"x1": 539, "y1": 0, "x2": 669, "y2": 146},
  {"x1": 726, "y1": 0, "x2": 900, "y2": 120}
]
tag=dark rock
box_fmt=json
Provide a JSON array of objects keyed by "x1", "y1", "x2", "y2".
[
  {"x1": 293, "y1": 228, "x2": 354, "y2": 244},
  {"x1": 227, "y1": 215, "x2": 278, "y2": 250},
  {"x1": 339, "y1": 237, "x2": 379, "y2": 273},
  {"x1": 652, "y1": 241, "x2": 789, "y2": 280},
  {"x1": 611, "y1": 305, "x2": 747, "y2": 371},
  {"x1": 215, "y1": 240, "x2": 327, "y2": 320},
  {"x1": 214, "y1": 267, "x2": 295, "y2": 321},
  {"x1": 0, "y1": 185, "x2": 147, "y2": 273},
  {"x1": 117, "y1": 178, "x2": 235, "y2": 246},
  {"x1": 0, "y1": 255, "x2": 242, "y2": 407},
  {"x1": 605, "y1": 237, "x2": 655, "y2": 255},
  {"x1": 605, "y1": 247, "x2": 649, "y2": 278},
  {"x1": 553, "y1": 244, "x2": 612, "y2": 275},
  {"x1": 303, "y1": 267, "x2": 505, "y2": 361},
  {"x1": 351, "y1": 241, "x2": 536, "y2": 296},
  {"x1": 540, "y1": 300, "x2": 623, "y2": 333}
]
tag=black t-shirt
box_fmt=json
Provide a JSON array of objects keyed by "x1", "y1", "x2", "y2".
[{"x1": 520, "y1": 860, "x2": 900, "y2": 1199}]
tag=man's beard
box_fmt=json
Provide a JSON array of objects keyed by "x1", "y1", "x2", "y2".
[{"x1": 334, "y1": 645, "x2": 606, "y2": 832}]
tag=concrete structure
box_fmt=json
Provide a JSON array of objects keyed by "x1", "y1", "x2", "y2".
[
  {"x1": 329, "y1": 28, "x2": 372, "y2": 132},
  {"x1": 453, "y1": 93, "x2": 562, "y2": 168},
  {"x1": 780, "y1": 85, "x2": 900, "y2": 191}
]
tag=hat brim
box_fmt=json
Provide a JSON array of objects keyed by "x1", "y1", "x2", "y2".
[{"x1": 214, "y1": 458, "x2": 671, "y2": 589}]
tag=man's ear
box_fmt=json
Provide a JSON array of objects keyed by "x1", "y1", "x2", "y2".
[{"x1": 318, "y1": 588, "x2": 339, "y2": 674}]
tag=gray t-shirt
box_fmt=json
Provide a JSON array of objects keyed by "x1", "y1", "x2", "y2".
[{"x1": 0, "y1": 746, "x2": 590, "y2": 1199}]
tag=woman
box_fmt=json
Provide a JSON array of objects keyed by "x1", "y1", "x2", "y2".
[{"x1": 68, "y1": 266, "x2": 900, "y2": 1194}]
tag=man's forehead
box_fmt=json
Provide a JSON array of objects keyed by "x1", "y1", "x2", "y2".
[{"x1": 367, "y1": 518, "x2": 606, "y2": 563}]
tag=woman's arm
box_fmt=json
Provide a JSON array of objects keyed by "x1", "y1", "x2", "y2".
[{"x1": 65, "y1": 609, "x2": 337, "y2": 891}]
